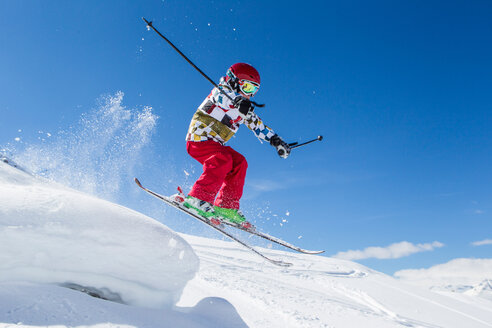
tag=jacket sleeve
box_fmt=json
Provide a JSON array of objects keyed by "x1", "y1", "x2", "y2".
[{"x1": 245, "y1": 112, "x2": 276, "y2": 143}]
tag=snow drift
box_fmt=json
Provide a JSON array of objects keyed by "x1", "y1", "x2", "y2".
[
  {"x1": 0, "y1": 160, "x2": 199, "y2": 308},
  {"x1": 0, "y1": 282, "x2": 248, "y2": 328}
]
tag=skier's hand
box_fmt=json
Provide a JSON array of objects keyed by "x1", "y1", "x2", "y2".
[
  {"x1": 270, "y1": 134, "x2": 291, "y2": 159},
  {"x1": 233, "y1": 96, "x2": 254, "y2": 118}
]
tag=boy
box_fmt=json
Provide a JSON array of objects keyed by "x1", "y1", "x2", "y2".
[{"x1": 183, "y1": 63, "x2": 290, "y2": 228}]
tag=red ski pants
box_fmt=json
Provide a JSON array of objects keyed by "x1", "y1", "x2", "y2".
[{"x1": 187, "y1": 140, "x2": 248, "y2": 209}]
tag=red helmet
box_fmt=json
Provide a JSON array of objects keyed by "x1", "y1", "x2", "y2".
[
  {"x1": 227, "y1": 63, "x2": 260, "y2": 84},
  {"x1": 226, "y1": 63, "x2": 260, "y2": 96}
]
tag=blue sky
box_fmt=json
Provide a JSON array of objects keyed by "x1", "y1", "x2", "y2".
[{"x1": 1, "y1": 0, "x2": 491, "y2": 274}]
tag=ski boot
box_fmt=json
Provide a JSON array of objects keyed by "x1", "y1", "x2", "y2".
[
  {"x1": 183, "y1": 195, "x2": 216, "y2": 220},
  {"x1": 214, "y1": 206, "x2": 254, "y2": 230},
  {"x1": 170, "y1": 187, "x2": 221, "y2": 226}
]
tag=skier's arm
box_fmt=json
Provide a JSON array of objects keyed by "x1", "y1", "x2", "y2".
[
  {"x1": 245, "y1": 112, "x2": 291, "y2": 159},
  {"x1": 244, "y1": 111, "x2": 276, "y2": 143}
]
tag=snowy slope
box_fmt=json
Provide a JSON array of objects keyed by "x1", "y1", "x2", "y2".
[
  {"x1": 1, "y1": 160, "x2": 492, "y2": 328},
  {"x1": 0, "y1": 282, "x2": 248, "y2": 328},
  {"x1": 177, "y1": 234, "x2": 492, "y2": 328},
  {"x1": 396, "y1": 259, "x2": 492, "y2": 308},
  {"x1": 0, "y1": 160, "x2": 198, "y2": 308}
]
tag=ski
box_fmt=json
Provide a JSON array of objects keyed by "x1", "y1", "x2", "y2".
[
  {"x1": 134, "y1": 178, "x2": 293, "y2": 267},
  {"x1": 221, "y1": 221, "x2": 325, "y2": 255}
]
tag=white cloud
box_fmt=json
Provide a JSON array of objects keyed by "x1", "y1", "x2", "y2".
[
  {"x1": 395, "y1": 258, "x2": 492, "y2": 288},
  {"x1": 333, "y1": 241, "x2": 444, "y2": 261},
  {"x1": 472, "y1": 239, "x2": 492, "y2": 246}
]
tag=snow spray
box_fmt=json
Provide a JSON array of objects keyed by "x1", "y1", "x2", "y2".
[{"x1": 5, "y1": 92, "x2": 158, "y2": 201}]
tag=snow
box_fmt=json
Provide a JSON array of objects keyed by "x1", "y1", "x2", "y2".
[
  {"x1": 0, "y1": 282, "x2": 247, "y2": 328},
  {"x1": 178, "y1": 234, "x2": 492, "y2": 328},
  {"x1": 0, "y1": 161, "x2": 199, "y2": 308},
  {"x1": 1, "y1": 160, "x2": 492, "y2": 327},
  {"x1": 395, "y1": 258, "x2": 492, "y2": 305}
]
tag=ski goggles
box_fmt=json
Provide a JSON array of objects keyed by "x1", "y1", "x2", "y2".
[
  {"x1": 227, "y1": 69, "x2": 260, "y2": 96},
  {"x1": 238, "y1": 79, "x2": 260, "y2": 96}
]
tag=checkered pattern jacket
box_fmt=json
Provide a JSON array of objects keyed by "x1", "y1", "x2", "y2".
[{"x1": 186, "y1": 77, "x2": 276, "y2": 145}]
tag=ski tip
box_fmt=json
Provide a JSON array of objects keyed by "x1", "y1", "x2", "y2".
[
  {"x1": 302, "y1": 250, "x2": 325, "y2": 255},
  {"x1": 134, "y1": 177, "x2": 143, "y2": 187}
]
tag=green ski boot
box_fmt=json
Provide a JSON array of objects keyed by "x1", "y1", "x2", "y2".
[
  {"x1": 183, "y1": 196, "x2": 215, "y2": 219},
  {"x1": 214, "y1": 206, "x2": 253, "y2": 229}
]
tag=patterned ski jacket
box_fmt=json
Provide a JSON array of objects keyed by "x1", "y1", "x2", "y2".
[{"x1": 186, "y1": 77, "x2": 276, "y2": 145}]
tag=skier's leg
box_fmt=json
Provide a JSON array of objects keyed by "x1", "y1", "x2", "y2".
[
  {"x1": 214, "y1": 146, "x2": 248, "y2": 210},
  {"x1": 186, "y1": 141, "x2": 233, "y2": 204}
]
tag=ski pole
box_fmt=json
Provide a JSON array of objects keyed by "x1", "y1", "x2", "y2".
[
  {"x1": 142, "y1": 17, "x2": 264, "y2": 108},
  {"x1": 277, "y1": 135, "x2": 323, "y2": 157},
  {"x1": 289, "y1": 135, "x2": 323, "y2": 150}
]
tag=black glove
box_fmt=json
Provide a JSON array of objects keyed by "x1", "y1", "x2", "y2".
[
  {"x1": 270, "y1": 134, "x2": 291, "y2": 159},
  {"x1": 233, "y1": 96, "x2": 254, "y2": 118}
]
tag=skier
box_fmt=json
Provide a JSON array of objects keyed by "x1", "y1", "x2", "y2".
[{"x1": 183, "y1": 63, "x2": 291, "y2": 228}]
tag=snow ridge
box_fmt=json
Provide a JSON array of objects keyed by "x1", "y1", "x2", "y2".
[{"x1": 0, "y1": 161, "x2": 198, "y2": 308}]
